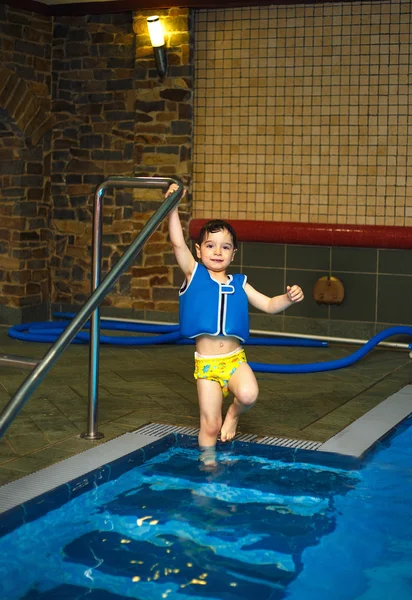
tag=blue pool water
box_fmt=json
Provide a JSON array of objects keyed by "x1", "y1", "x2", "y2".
[{"x1": 0, "y1": 418, "x2": 411, "y2": 600}]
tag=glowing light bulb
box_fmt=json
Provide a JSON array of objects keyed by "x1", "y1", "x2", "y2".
[{"x1": 147, "y1": 16, "x2": 165, "y2": 48}]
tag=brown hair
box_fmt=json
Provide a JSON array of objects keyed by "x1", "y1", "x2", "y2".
[{"x1": 198, "y1": 219, "x2": 238, "y2": 249}]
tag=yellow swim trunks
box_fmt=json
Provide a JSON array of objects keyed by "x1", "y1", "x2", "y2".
[{"x1": 194, "y1": 347, "x2": 247, "y2": 398}]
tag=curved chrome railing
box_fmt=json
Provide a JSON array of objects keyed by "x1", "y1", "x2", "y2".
[{"x1": 0, "y1": 176, "x2": 184, "y2": 440}]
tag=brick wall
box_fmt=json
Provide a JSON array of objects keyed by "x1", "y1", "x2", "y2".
[
  {"x1": 0, "y1": 5, "x2": 193, "y2": 323},
  {"x1": 129, "y1": 8, "x2": 192, "y2": 314},
  {"x1": 0, "y1": 5, "x2": 53, "y2": 323},
  {"x1": 50, "y1": 9, "x2": 193, "y2": 316}
]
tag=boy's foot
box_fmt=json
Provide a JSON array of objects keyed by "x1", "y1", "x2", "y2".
[
  {"x1": 221, "y1": 405, "x2": 239, "y2": 441},
  {"x1": 199, "y1": 445, "x2": 217, "y2": 467}
]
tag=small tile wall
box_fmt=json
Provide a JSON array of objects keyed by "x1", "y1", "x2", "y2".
[
  {"x1": 235, "y1": 241, "x2": 412, "y2": 338},
  {"x1": 193, "y1": 1, "x2": 412, "y2": 226}
]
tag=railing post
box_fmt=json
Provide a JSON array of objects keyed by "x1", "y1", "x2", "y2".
[{"x1": 82, "y1": 185, "x2": 105, "y2": 440}]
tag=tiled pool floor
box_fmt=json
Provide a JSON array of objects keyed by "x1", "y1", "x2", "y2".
[{"x1": 0, "y1": 325, "x2": 411, "y2": 485}]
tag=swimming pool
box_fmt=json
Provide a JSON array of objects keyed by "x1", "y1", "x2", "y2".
[{"x1": 0, "y1": 418, "x2": 411, "y2": 600}]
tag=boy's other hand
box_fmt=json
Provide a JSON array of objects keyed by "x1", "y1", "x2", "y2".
[{"x1": 286, "y1": 285, "x2": 304, "y2": 303}]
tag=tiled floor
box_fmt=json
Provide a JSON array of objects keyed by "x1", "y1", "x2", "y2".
[{"x1": 0, "y1": 325, "x2": 411, "y2": 485}]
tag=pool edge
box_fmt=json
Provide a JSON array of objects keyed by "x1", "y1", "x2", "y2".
[
  {"x1": 1, "y1": 383, "x2": 411, "y2": 515},
  {"x1": 0, "y1": 426, "x2": 171, "y2": 515},
  {"x1": 317, "y1": 384, "x2": 412, "y2": 457}
]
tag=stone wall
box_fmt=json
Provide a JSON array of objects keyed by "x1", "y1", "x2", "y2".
[
  {"x1": 129, "y1": 8, "x2": 192, "y2": 314},
  {"x1": 0, "y1": 5, "x2": 54, "y2": 323},
  {"x1": 0, "y1": 5, "x2": 193, "y2": 323},
  {"x1": 50, "y1": 11, "x2": 137, "y2": 309},
  {"x1": 50, "y1": 8, "x2": 193, "y2": 316}
]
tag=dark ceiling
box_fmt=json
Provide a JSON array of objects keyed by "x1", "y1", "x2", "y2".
[{"x1": 12, "y1": 0, "x2": 369, "y2": 17}]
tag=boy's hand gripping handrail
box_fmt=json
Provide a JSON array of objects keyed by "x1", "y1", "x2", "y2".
[{"x1": 0, "y1": 176, "x2": 184, "y2": 439}]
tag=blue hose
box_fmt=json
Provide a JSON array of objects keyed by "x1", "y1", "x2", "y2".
[
  {"x1": 7, "y1": 315, "x2": 327, "y2": 348},
  {"x1": 7, "y1": 317, "x2": 412, "y2": 374},
  {"x1": 7, "y1": 322, "x2": 183, "y2": 346},
  {"x1": 249, "y1": 326, "x2": 412, "y2": 373}
]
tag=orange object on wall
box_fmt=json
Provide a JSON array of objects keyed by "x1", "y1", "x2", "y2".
[{"x1": 313, "y1": 276, "x2": 345, "y2": 306}]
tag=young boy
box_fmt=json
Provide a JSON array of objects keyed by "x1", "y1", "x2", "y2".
[{"x1": 166, "y1": 184, "x2": 304, "y2": 465}]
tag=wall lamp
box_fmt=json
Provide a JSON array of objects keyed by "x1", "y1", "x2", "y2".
[{"x1": 147, "y1": 15, "x2": 167, "y2": 78}]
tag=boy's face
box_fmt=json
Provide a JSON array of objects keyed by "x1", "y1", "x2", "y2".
[{"x1": 195, "y1": 228, "x2": 236, "y2": 273}]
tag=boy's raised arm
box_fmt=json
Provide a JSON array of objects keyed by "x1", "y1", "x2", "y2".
[{"x1": 166, "y1": 185, "x2": 195, "y2": 278}]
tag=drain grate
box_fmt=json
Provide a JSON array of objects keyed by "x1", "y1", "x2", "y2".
[
  {"x1": 235, "y1": 433, "x2": 258, "y2": 442},
  {"x1": 257, "y1": 436, "x2": 322, "y2": 450},
  {"x1": 133, "y1": 424, "x2": 320, "y2": 449},
  {"x1": 133, "y1": 423, "x2": 199, "y2": 438}
]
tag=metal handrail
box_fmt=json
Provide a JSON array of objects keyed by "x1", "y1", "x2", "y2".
[
  {"x1": 0, "y1": 176, "x2": 184, "y2": 439},
  {"x1": 85, "y1": 176, "x2": 182, "y2": 439}
]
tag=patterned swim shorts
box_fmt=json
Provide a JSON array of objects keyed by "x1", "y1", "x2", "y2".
[{"x1": 194, "y1": 347, "x2": 247, "y2": 398}]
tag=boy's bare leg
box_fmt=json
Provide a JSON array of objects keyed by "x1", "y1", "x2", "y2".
[
  {"x1": 197, "y1": 378, "x2": 223, "y2": 465},
  {"x1": 221, "y1": 363, "x2": 259, "y2": 442}
]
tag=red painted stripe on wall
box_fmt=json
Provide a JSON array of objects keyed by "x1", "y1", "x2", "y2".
[{"x1": 189, "y1": 219, "x2": 412, "y2": 249}]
